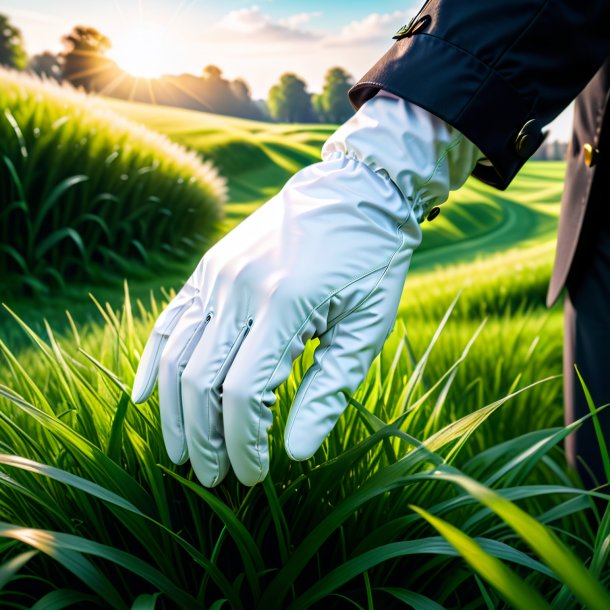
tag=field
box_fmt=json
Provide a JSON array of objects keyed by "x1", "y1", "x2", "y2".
[{"x1": 3, "y1": 86, "x2": 609, "y2": 609}]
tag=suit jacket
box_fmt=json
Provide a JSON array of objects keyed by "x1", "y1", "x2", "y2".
[
  {"x1": 548, "y1": 59, "x2": 610, "y2": 305},
  {"x1": 348, "y1": 1, "x2": 610, "y2": 304}
]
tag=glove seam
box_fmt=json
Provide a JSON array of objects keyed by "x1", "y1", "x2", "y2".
[
  {"x1": 206, "y1": 318, "x2": 250, "y2": 486},
  {"x1": 404, "y1": 133, "x2": 465, "y2": 225},
  {"x1": 326, "y1": 232, "x2": 406, "y2": 328},
  {"x1": 251, "y1": 264, "x2": 383, "y2": 480},
  {"x1": 170, "y1": 313, "x2": 212, "y2": 464},
  {"x1": 254, "y1": 230, "x2": 409, "y2": 477},
  {"x1": 284, "y1": 325, "x2": 339, "y2": 460},
  {"x1": 285, "y1": 237, "x2": 406, "y2": 457},
  {"x1": 332, "y1": 130, "x2": 464, "y2": 226}
]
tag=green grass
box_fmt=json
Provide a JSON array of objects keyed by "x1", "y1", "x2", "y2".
[
  {"x1": 0, "y1": 69, "x2": 226, "y2": 295},
  {"x1": 104, "y1": 97, "x2": 334, "y2": 230},
  {"x1": 0, "y1": 285, "x2": 607, "y2": 609},
  {"x1": 2, "y1": 93, "x2": 606, "y2": 608}
]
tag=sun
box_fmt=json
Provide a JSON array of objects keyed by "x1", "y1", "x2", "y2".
[{"x1": 108, "y1": 23, "x2": 177, "y2": 79}]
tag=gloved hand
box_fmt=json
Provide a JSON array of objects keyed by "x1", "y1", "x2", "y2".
[{"x1": 131, "y1": 93, "x2": 481, "y2": 487}]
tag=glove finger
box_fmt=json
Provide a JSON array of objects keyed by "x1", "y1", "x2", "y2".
[
  {"x1": 132, "y1": 281, "x2": 199, "y2": 403},
  {"x1": 285, "y1": 301, "x2": 392, "y2": 461},
  {"x1": 157, "y1": 302, "x2": 212, "y2": 464},
  {"x1": 222, "y1": 302, "x2": 328, "y2": 486},
  {"x1": 181, "y1": 310, "x2": 252, "y2": 487}
]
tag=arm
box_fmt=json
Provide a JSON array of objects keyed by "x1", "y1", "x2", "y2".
[
  {"x1": 132, "y1": 93, "x2": 480, "y2": 487},
  {"x1": 350, "y1": 0, "x2": 610, "y2": 189}
]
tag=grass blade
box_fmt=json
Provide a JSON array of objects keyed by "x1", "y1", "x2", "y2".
[
  {"x1": 575, "y1": 365, "x2": 610, "y2": 484},
  {"x1": 0, "y1": 522, "x2": 199, "y2": 610},
  {"x1": 131, "y1": 593, "x2": 161, "y2": 610},
  {"x1": 162, "y1": 467, "x2": 263, "y2": 600},
  {"x1": 411, "y1": 506, "x2": 550, "y2": 610},
  {"x1": 30, "y1": 589, "x2": 104, "y2": 610},
  {"x1": 106, "y1": 393, "x2": 130, "y2": 462},
  {"x1": 377, "y1": 588, "x2": 445, "y2": 610},
  {"x1": 432, "y1": 468, "x2": 610, "y2": 610},
  {"x1": 0, "y1": 523, "x2": 128, "y2": 610},
  {"x1": 0, "y1": 549, "x2": 37, "y2": 589}
]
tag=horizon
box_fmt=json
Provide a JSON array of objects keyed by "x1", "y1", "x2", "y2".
[{"x1": 1, "y1": 0, "x2": 573, "y2": 139}]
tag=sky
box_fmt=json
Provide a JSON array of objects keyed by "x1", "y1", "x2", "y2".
[{"x1": 1, "y1": 0, "x2": 572, "y2": 139}]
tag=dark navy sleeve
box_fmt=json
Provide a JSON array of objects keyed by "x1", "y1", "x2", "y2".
[{"x1": 349, "y1": 1, "x2": 610, "y2": 189}]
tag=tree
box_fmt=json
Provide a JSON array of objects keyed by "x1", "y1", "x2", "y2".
[
  {"x1": 317, "y1": 67, "x2": 354, "y2": 123},
  {"x1": 230, "y1": 78, "x2": 251, "y2": 102},
  {"x1": 62, "y1": 25, "x2": 111, "y2": 55},
  {"x1": 203, "y1": 64, "x2": 223, "y2": 80},
  {"x1": 0, "y1": 14, "x2": 27, "y2": 70},
  {"x1": 267, "y1": 73, "x2": 315, "y2": 123},
  {"x1": 312, "y1": 93, "x2": 325, "y2": 120},
  {"x1": 28, "y1": 52, "x2": 63, "y2": 81},
  {"x1": 61, "y1": 25, "x2": 113, "y2": 91}
]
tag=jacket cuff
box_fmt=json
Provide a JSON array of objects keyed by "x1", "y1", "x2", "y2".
[
  {"x1": 322, "y1": 92, "x2": 482, "y2": 223},
  {"x1": 349, "y1": 33, "x2": 539, "y2": 190}
]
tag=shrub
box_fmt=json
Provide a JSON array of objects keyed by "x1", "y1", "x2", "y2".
[{"x1": 0, "y1": 68, "x2": 226, "y2": 294}]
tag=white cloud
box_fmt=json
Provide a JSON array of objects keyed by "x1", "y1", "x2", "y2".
[
  {"x1": 326, "y1": 10, "x2": 416, "y2": 46},
  {"x1": 278, "y1": 12, "x2": 322, "y2": 30},
  {"x1": 210, "y1": 6, "x2": 320, "y2": 43},
  {"x1": 188, "y1": 8, "x2": 424, "y2": 98}
]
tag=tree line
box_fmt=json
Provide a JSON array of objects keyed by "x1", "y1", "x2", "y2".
[{"x1": 0, "y1": 14, "x2": 354, "y2": 124}]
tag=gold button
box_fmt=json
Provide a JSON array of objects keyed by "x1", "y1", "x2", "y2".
[
  {"x1": 515, "y1": 119, "x2": 544, "y2": 159},
  {"x1": 584, "y1": 143, "x2": 599, "y2": 167}
]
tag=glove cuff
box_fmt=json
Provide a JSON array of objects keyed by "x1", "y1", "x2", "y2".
[{"x1": 322, "y1": 92, "x2": 483, "y2": 223}]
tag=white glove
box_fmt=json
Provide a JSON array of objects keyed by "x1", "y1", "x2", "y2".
[{"x1": 131, "y1": 93, "x2": 481, "y2": 487}]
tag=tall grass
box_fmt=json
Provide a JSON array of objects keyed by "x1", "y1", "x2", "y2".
[
  {"x1": 0, "y1": 286, "x2": 607, "y2": 609},
  {"x1": 0, "y1": 68, "x2": 226, "y2": 294}
]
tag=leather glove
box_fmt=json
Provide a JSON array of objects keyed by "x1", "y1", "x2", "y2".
[{"x1": 131, "y1": 93, "x2": 481, "y2": 487}]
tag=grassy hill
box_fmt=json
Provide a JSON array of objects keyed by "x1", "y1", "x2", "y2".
[
  {"x1": 0, "y1": 70, "x2": 226, "y2": 297},
  {"x1": 105, "y1": 97, "x2": 335, "y2": 234}
]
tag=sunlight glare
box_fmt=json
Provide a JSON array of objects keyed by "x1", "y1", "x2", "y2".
[{"x1": 109, "y1": 23, "x2": 177, "y2": 79}]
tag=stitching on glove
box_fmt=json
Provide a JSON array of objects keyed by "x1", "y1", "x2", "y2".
[
  {"x1": 284, "y1": 324, "x2": 339, "y2": 460},
  {"x1": 253, "y1": 230, "x2": 409, "y2": 478},
  {"x1": 403, "y1": 133, "x2": 465, "y2": 226},
  {"x1": 171, "y1": 312, "x2": 212, "y2": 463},
  {"x1": 285, "y1": 235, "x2": 406, "y2": 458},
  {"x1": 328, "y1": 119, "x2": 465, "y2": 228},
  {"x1": 422, "y1": 134, "x2": 465, "y2": 188},
  {"x1": 206, "y1": 318, "x2": 251, "y2": 486}
]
